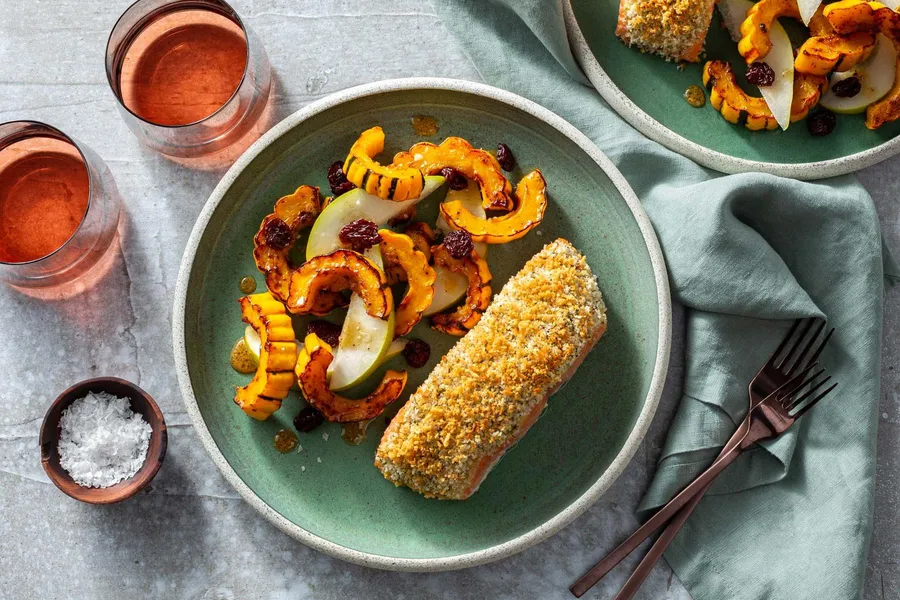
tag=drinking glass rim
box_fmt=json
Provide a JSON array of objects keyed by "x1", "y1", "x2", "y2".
[
  {"x1": 104, "y1": 0, "x2": 252, "y2": 130},
  {"x1": 0, "y1": 120, "x2": 95, "y2": 267}
]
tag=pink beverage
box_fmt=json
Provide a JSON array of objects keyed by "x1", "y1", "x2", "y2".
[
  {"x1": 0, "y1": 122, "x2": 121, "y2": 292},
  {"x1": 106, "y1": 0, "x2": 272, "y2": 159}
]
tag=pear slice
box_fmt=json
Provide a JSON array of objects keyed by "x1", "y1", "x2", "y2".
[
  {"x1": 797, "y1": 0, "x2": 822, "y2": 25},
  {"x1": 423, "y1": 266, "x2": 469, "y2": 317},
  {"x1": 244, "y1": 324, "x2": 262, "y2": 360},
  {"x1": 719, "y1": 0, "x2": 793, "y2": 129},
  {"x1": 757, "y1": 17, "x2": 794, "y2": 129},
  {"x1": 306, "y1": 175, "x2": 445, "y2": 260},
  {"x1": 384, "y1": 338, "x2": 406, "y2": 362},
  {"x1": 427, "y1": 180, "x2": 489, "y2": 315},
  {"x1": 719, "y1": 0, "x2": 754, "y2": 41},
  {"x1": 821, "y1": 34, "x2": 898, "y2": 114},
  {"x1": 327, "y1": 246, "x2": 395, "y2": 391},
  {"x1": 436, "y1": 180, "x2": 488, "y2": 258}
]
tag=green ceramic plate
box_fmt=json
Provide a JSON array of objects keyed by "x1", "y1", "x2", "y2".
[
  {"x1": 565, "y1": 0, "x2": 900, "y2": 178},
  {"x1": 174, "y1": 78, "x2": 671, "y2": 571}
]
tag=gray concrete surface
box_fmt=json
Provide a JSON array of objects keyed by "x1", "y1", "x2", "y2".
[{"x1": 0, "y1": 1, "x2": 895, "y2": 598}]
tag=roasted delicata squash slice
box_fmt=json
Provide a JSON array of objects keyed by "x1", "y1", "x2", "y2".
[
  {"x1": 343, "y1": 127, "x2": 425, "y2": 202},
  {"x1": 287, "y1": 250, "x2": 392, "y2": 319},
  {"x1": 234, "y1": 293, "x2": 297, "y2": 420},
  {"x1": 795, "y1": 32, "x2": 877, "y2": 75},
  {"x1": 403, "y1": 222, "x2": 438, "y2": 261},
  {"x1": 703, "y1": 61, "x2": 827, "y2": 130},
  {"x1": 824, "y1": 0, "x2": 887, "y2": 35},
  {"x1": 440, "y1": 170, "x2": 548, "y2": 244},
  {"x1": 429, "y1": 243, "x2": 492, "y2": 336},
  {"x1": 738, "y1": 0, "x2": 802, "y2": 62},
  {"x1": 378, "y1": 229, "x2": 436, "y2": 337},
  {"x1": 253, "y1": 185, "x2": 321, "y2": 302},
  {"x1": 814, "y1": 3, "x2": 900, "y2": 128},
  {"x1": 392, "y1": 137, "x2": 514, "y2": 212},
  {"x1": 295, "y1": 334, "x2": 408, "y2": 422}
]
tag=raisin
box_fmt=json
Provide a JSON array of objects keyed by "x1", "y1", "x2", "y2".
[
  {"x1": 332, "y1": 180, "x2": 356, "y2": 196},
  {"x1": 443, "y1": 230, "x2": 474, "y2": 259},
  {"x1": 294, "y1": 406, "x2": 325, "y2": 433},
  {"x1": 338, "y1": 218, "x2": 381, "y2": 252},
  {"x1": 496, "y1": 143, "x2": 516, "y2": 171},
  {"x1": 440, "y1": 167, "x2": 468, "y2": 190},
  {"x1": 327, "y1": 161, "x2": 356, "y2": 196},
  {"x1": 746, "y1": 62, "x2": 775, "y2": 87},
  {"x1": 807, "y1": 109, "x2": 836, "y2": 137},
  {"x1": 402, "y1": 339, "x2": 431, "y2": 368},
  {"x1": 306, "y1": 320, "x2": 342, "y2": 347},
  {"x1": 831, "y1": 76, "x2": 861, "y2": 98},
  {"x1": 263, "y1": 218, "x2": 293, "y2": 250}
]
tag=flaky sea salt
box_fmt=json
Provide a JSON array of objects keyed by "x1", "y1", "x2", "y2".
[{"x1": 58, "y1": 391, "x2": 152, "y2": 488}]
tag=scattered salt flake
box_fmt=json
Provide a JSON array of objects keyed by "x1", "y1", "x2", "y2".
[
  {"x1": 58, "y1": 391, "x2": 151, "y2": 488},
  {"x1": 296, "y1": 444, "x2": 303, "y2": 453},
  {"x1": 322, "y1": 432, "x2": 329, "y2": 441},
  {"x1": 301, "y1": 466, "x2": 306, "y2": 472},
  {"x1": 884, "y1": 413, "x2": 889, "y2": 419},
  {"x1": 316, "y1": 457, "x2": 322, "y2": 463}
]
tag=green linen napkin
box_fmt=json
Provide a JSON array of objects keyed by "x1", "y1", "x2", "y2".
[{"x1": 432, "y1": 1, "x2": 896, "y2": 599}]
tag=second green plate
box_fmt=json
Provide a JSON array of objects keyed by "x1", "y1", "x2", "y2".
[{"x1": 565, "y1": 0, "x2": 900, "y2": 178}]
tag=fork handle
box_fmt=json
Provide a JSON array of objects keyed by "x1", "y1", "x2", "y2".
[
  {"x1": 610, "y1": 422, "x2": 753, "y2": 600},
  {"x1": 570, "y1": 446, "x2": 743, "y2": 597},
  {"x1": 612, "y1": 478, "x2": 714, "y2": 600}
]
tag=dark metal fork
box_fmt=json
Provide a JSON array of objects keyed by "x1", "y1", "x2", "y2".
[{"x1": 571, "y1": 318, "x2": 836, "y2": 598}]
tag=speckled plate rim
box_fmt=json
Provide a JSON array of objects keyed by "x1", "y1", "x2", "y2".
[
  {"x1": 563, "y1": 0, "x2": 900, "y2": 180},
  {"x1": 173, "y1": 77, "x2": 672, "y2": 572}
]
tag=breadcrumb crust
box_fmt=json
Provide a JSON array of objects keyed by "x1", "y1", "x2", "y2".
[
  {"x1": 375, "y1": 238, "x2": 607, "y2": 499},
  {"x1": 616, "y1": 0, "x2": 714, "y2": 61}
]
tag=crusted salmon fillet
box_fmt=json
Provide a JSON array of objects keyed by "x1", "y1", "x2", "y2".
[
  {"x1": 616, "y1": 0, "x2": 716, "y2": 62},
  {"x1": 375, "y1": 239, "x2": 608, "y2": 500}
]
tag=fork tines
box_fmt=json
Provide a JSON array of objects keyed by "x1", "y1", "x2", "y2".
[{"x1": 774, "y1": 318, "x2": 835, "y2": 377}]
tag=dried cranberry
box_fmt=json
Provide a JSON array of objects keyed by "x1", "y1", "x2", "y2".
[
  {"x1": 294, "y1": 406, "x2": 324, "y2": 433},
  {"x1": 496, "y1": 143, "x2": 516, "y2": 171},
  {"x1": 338, "y1": 218, "x2": 381, "y2": 252},
  {"x1": 746, "y1": 62, "x2": 776, "y2": 87},
  {"x1": 831, "y1": 76, "x2": 861, "y2": 98},
  {"x1": 440, "y1": 167, "x2": 468, "y2": 190},
  {"x1": 327, "y1": 161, "x2": 356, "y2": 196},
  {"x1": 262, "y1": 218, "x2": 293, "y2": 250},
  {"x1": 402, "y1": 339, "x2": 431, "y2": 368},
  {"x1": 332, "y1": 180, "x2": 356, "y2": 196},
  {"x1": 443, "y1": 230, "x2": 474, "y2": 259},
  {"x1": 808, "y1": 109, "x2": 836, "y2": 137},
  {"x1": 306, "y1": 320, "x2": 342, "y2": 347}
]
